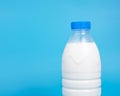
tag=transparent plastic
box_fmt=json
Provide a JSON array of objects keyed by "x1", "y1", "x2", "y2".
[{"x1": 69, "y1": 29, "x2": 93, "y2": 42}]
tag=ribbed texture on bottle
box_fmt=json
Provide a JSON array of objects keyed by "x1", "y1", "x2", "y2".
[{"x1": 62, "y1": 76, "x2": 101, "y2": 96}]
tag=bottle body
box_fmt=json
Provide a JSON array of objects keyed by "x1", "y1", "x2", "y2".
[{"x1": 62, "y1": 22, "x2": 101, "y2": 96}]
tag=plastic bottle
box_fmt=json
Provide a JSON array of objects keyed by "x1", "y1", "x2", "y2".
[{"x1": 62, "y1": 21, "x2": 101, "y2": 96}]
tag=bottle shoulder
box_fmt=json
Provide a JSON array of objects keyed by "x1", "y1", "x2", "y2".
[{"x1": 62, "y1": 42, "x2": 100, "y2": 60}]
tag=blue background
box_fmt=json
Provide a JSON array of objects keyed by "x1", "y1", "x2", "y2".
[{"x1": 0, "y1": 0, "x2": 120, "y2": 96}]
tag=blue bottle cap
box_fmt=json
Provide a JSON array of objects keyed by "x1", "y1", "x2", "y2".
[{"x1": 71, "y1": 21, "x2": 91, "y2": 30}]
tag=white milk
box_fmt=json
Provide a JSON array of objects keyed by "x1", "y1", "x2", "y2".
[{"x1": 62, "y1": 42, "x2": 101, "y2": 96}]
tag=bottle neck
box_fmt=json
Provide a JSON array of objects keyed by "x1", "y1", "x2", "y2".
[
  {"x1": 72, "y1": 29, "x2": 90, "y2": 35},
  {"x1": 69, "y1": 29, "x2": 93, "y2": 42}
]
